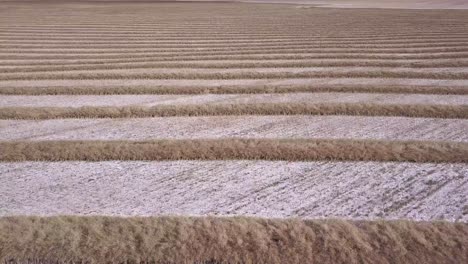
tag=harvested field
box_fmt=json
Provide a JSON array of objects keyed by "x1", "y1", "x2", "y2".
[{"x1": 1, "y1": 1, "x2": 468, "y2": 263}]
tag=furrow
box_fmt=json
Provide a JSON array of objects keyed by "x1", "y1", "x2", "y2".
[
  {"x1": 2, "y1": 93, "x2": 465, "y2": 108},
  {"x1": 1, "y1": 116, "x2": 466, "y2": 142},
  {"x1": 1, "y1": 68, "x2": 468, "y2": 81},
  {"x1": 2, "y1": 78, "x2": 465, "y2": 91}
]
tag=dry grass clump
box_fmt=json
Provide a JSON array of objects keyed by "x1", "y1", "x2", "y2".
[
  {"x1": 1, "y1": 138, "x2": 467, "y2": 163},
  {"x1": 1, "y1": 85, "x2": 467, "y2": 95},
  {"x1": 1, "y1": 103, "x2": 466, "y2": 119},
  {"x1": 0, "y1": 216, "x2": 467, "y2": 264},
  {"x1": 2, "y1": 70, "x2": 468, "y2": 81}
]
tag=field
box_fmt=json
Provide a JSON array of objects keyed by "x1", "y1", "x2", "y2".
[{"x1": 0, "y1": 1, "x2": 468, "y2": 263}]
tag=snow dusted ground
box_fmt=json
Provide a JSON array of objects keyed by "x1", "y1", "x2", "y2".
[
  {"x1": 1, "y1": 2, "x2": 468, "y2": 224},
  {"x1": 2, "y1": 93, "x2": 467, "y2": 107},
  {"x1": 1, "y1": 161, "x2": 467, "y2": 221},
  {"x1": 2, "y1": 78, "x2": 467, "y2": 89},
  {"x1": 1, "y1": 116, "x2": 467, "y2": 142}
]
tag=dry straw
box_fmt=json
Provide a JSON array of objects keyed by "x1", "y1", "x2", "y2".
[
  {"x1": 1, "y1": 85, "x2": 466, "y2": 96},
  {"x1": 2, "y1": 70, "x2": 468, "y2": 81},
  {"x1": 0, "y1": 216, "x2": 467, "y2": 264},
  {"x1": 1, "y1": 139, "x2": 467, "y2": 163},
  {"x1": 1, "y1": 103, "x2": 467, "y2": 119}
]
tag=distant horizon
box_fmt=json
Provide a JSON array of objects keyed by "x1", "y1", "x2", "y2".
[{"x1": 1, "y1": 0, "x2": 468, "y2": 10}]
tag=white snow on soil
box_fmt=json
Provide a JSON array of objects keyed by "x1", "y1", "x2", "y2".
[
  {"x1": 1, "y1": 93, "x2": 467, "y2": 107},
  {"x1": 1, "y1": 161, "x2": 466, "y2": 221},
  {"x1": 1, "y1": 116, "x2": 467, "y2": 142},
  {"x1": 1, "y1": 78, "x2": 467, "y2": 88}
]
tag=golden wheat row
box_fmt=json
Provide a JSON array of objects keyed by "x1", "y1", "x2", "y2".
[
  {"x1": 1, "y1": 216, "x2": 467, "y2": 264},
  {"x1": 1, "y1": 84, "x2": 465, "y2": 95},
  {"x1": 2, "y1": 70, "x2": 468, "y2": 81},
  {"x1": 1, "y1": 138, "x2": 467, "y2": 162},
  {"x1": 1, "y1": 103, "x2": 467, "y2": 119}
]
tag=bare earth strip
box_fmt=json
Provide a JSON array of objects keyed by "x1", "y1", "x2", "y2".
[
  {"x1": 2, "y1": 93, "x2": 466, "y2": 107},
  {"x1": 2, "y1": 78, "x2": 467, "y2": 91},
  {"x1": 1, "y1": 116, "x2": 466, "y2": 142},
  {"x1": 1, "y1": 161, "x2": 466, "y2": 221}
]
